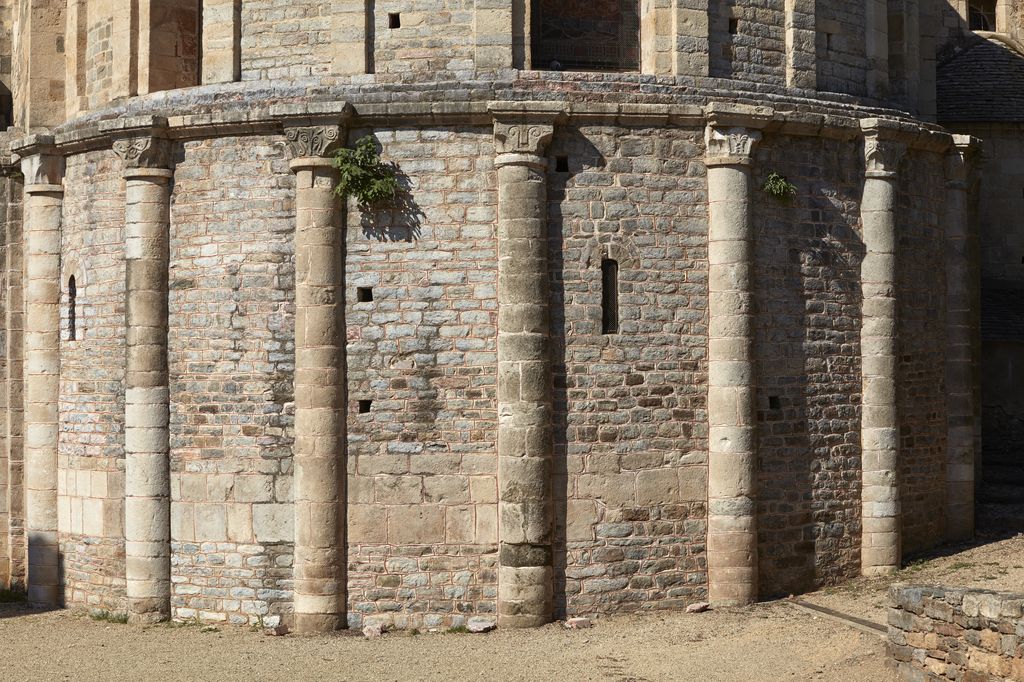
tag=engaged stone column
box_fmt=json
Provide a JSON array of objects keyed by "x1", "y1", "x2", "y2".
[
  {"x1": 15, "y1": 135, "x2": 64, "y2": 605},
  {"x1": 111, "y1": 122, "x2": 173, "y2": 622},
  {"x1": 860, "y1": 124, "x2": 906, "y2": 576},
  {"x1": 705, "y1": 121, "x2": 762, "y2": 606},
  {"x1": 943, "y1": 135, "x2": 979, "y2": 543},
  {"x1": 285, "y1": 121, "x2": 346, "y2": 633},
  {"x1": 493, "y1": 117, "x2": 554, "y2": 628}
]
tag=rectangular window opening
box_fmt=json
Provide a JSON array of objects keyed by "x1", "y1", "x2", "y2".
[
  {"x1": 768, "y1": 395, "x2": 781, "y2": 410},
  {"x1": 358, "y1": 399, "x2": 373, "y2": 414},
  {"x1": 728, "y1": 18, "x2": 739, "y2": 35},
  {"x1": 601, "y1": 259, "x2": 619, "y2": 335},
  {"x1": 825, "y1": 33, "x2": 834, "y2": 52},
  {"x1": 357, "y1": 286, "x2": 374, "y2": 303},
  {"x1": 555, "y1": 156, "x2": 569, "y2": 173},
  {"x1": 388, "y1": 13, "x2": 401, "y2": 29}
]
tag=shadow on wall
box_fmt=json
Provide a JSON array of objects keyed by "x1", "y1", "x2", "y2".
[
  {"x1": 358, "y1": 167, "x2": 424, "y2": 243},
  {"x1": 752, "y1": 141, "x2": 865, "y2": 599},
  {"x1": 548, "y1": 132, "x2": 607, "y2": 619}
]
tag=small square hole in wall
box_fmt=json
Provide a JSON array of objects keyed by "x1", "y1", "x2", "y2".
[
  {"x1": 768, "y1": 396, "x2": 781, "y2": 410},
  {"x1": 728, "y1": 18, "x2": 739, "y2": 34},
  {"x1": 555, "y1": 156, "x2": 569, "y2": 173},
  {"x1": 388, "y1": 13, "x2": 401, "y2": 29},
  {"x1": 357, "y1": 286, "x2": 373, "y2": 302},
  {"x1": 358, "y1": 399, "x2": 373, "y2": 414}
]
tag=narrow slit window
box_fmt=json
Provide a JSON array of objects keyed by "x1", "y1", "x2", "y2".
[
  {"x1": 68, "y1": 275, "x2": 77, "y2": 341},
  {"x1": 388, "y1": 13, "x2": 401, "y2": 29},
  {"x1": 601, "y1": 259, "x2": 619, "y2": 334},
  {"x1": 728, "y1": 18, "x2": 739, "y2": 35}
]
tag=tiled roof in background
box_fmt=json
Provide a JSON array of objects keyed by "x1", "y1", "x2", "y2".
[{"x1": 938, "y1": 35, "x2": 1024, "y2": 123}]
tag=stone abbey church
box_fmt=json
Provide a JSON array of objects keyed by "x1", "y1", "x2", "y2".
[{"x1": 0, "y1": 0, "x2": 1019, "y2": 632}]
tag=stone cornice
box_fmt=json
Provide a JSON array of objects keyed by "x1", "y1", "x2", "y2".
[{"x1": 36, "y1": 99, "x2": 956, "y2": 161}]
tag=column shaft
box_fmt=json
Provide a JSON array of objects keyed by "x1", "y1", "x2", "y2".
[
  {"x1": 22, "y1": 180, "x2": 63, "y2": 605},
  {"x1": 944, "y1": 139, "x2": 978, "y2": 543},
  {"x1": 291, "y1": 157, "x2": 345, "y2": 633},
  {"x1": 495, "y1": 134, "x2": 553, "y2": 628},
  {"x1": 123, "y1": 167, "x2": 172, "y2": 622},
  {"x1": 860, "y1": 143, "x2": 902, "y2": 576},
  {"x1": 706, "y1": 155, "x2": 758, "y2": 606}
]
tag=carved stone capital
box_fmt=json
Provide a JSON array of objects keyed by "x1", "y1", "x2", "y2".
[
  {"x1": 863, "y1": 135, "x2": 907, "y2": 178},
  {"x1": 705, "y1": 126, "x2": 762, "y2": 166},
  {"x1": 112, "y1": 135, "x2": 173, "y2": 171},
  {"x1": 493, "y1": 121, "x2": 554, "y2": 158},
  {"x1": 14, "y1": 134, "x2": 64, "y2": 187},
  {"x1": 946, "y1": 135, "x2": 981, "y2": 189},
  {"x1": 284, "y1": 125, "x2": 344, "y2": 159}
]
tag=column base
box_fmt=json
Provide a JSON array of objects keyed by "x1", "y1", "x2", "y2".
[{"x1": 293, "y1": 612, "x2": 344, "y2": 634}]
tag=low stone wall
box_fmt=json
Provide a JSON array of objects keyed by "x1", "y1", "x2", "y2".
[{"x1": 888, "y1": 584, "x2": 1024, "y2": 681}]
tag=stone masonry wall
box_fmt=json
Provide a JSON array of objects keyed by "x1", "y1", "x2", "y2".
[
  {"x1": 816, "y1": 0, "x2": 868, "y2": 96},
  {"x1": 752, "y1": 134, "x2": 864, "y2": 598},
  {"x1": 896, "y1": 150, "x2": 948, "y2": 556},
  {"x1": 344, "y1": 126, "x2": 500, "y2": 630},
  {"x1": 368, "y1": 1, "x2": 475, "y2": 79},
  {"x1": 888, "y1": 584, "x2": 1024, "y2": 681},
  {"x1": 241, "y1": 0, "x2": 335, "y2": 80},
  {"x1": 548, "y1": 124, "x2": 709, "y2": 617},
  {"x1": 709, "y1": 0, "x2": 787, "y2": 86},
  {"x1": 0, "y1": 176, "x2": 9, "y2": 585},
  {"x1": 2, "y1": 173, "x2": 24, "y2": 590},
  {"x1": 168, "y1": 135, "x2": 295, "y2": 626},
  {"x1": 57, "y1": 149, "x2": 127, "y2": 612}
]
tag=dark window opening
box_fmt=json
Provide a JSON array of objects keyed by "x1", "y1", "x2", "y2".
[
  {"x1": 388, "y1": 13, "x2": 401, "y2": 29},
  {"x1": 768, "y1": 395, "x2": 781, "y2": 410},
  {"x1": 531, "y1": 0, "x2": 640, "y2": 72},
  {"x1": 601, "y1": 259, "x2": 619, "y2": 334},
  {"x1": 969, "y1": 0, "x2": 996, "y2": 30},
  {"x1": 358, "y1": 399, "x2": 373, "y2": 414},
  {"x1": 728, "y1": 18, "x2": 739, "y2": 35},
  {"x1": 357, "y1": 286, "x2": 374, "y2": 302},
  {"x1": 825, "y1": 32, "x2": 834, "y2": 52},
  {"x1": 68, "y1": 275, "x2": 77, "y2": 341},
  {"x1": 555, "y1": 156, "x2": 569, "y2": 173}
]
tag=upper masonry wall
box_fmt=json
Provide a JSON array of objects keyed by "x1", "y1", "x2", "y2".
[{"x1": 1, "y1": 0, "x2": 1019, "y2": 130}]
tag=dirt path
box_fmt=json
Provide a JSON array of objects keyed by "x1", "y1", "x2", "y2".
[
  {"x1": 802, "y1": 533, "x2": 1024, "y2": 625},
  {"x1": 0, "y1": 600, "x2": 892, "y2": 682}
]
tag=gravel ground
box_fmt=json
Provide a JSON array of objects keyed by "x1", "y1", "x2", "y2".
[
  {"x1": 7, "y1": 536, "x2": 1019, "y2": 681},
  {"x1": 802, "y1": 533, "x2": 1024, "y2": 624},
  {"x1": 0, "y1": 600, "x2": 892, "y2": 681}
]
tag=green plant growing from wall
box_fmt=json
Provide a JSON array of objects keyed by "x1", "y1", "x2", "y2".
[
  {"x1": 332, "y1": 136, "x2": 399, "y2": 208},
  {"x1": 762, "y1": 171, "x2": 797, "y2": 201}
]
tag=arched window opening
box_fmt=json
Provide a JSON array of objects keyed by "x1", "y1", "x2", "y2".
[
  {"x1": 68, "y1": 275, "x2": 77, "y2": 342},
  {"x1": 601, "y1": 259, "x2": 619, "y2": 334},
  {"x1": 969, "y1": 0, "x2": 997, "y2": 30},
  {"x1": 531, "y1": 0, "x2": 640, "y2": 72}
]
